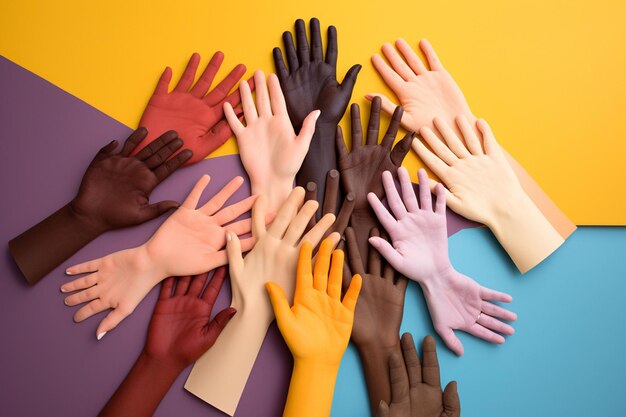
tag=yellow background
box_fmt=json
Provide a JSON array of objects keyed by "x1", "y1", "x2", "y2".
[{"x1": 1, "y1": 0, "x2": 625, "y2": 224}]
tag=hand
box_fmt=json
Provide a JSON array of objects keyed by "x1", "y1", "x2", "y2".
[
  {"x1": 304, "y1": 169, "x2": 355, "y2": 237},
  {"x1": 378, "y1": 333, "x2": 460, "y2": 417},
  {"x1": 134, "y1": 52, "x2": 249, "y2": 165},
  {"x1": 145, "y1": 268, "x2": 236, "y2": 368},
  {"x1": 368, "y1": 167, "x2": 517, "y2": 356},
  {"x1": 224, "y1": 69, "x2": 320, "y2": 213},
  {"x1": 61, "y1": 175, "x2": 256, "y2": 338},
  {"x1": 71, "y1": 128, "x2": 192, "y2": 232},
  {"x1": 273, "y1": 17, "x2": 360, "y2": 131},
  {"x1": 226, "y1": 187, "x2": 337, "y2": 317},
  {"x1": 367, "y1": 38, "x2": 473, "y2": 135}
]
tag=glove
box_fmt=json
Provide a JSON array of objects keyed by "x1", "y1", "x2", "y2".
[
  {"x1": 273, "y1": 17, "x2": 361, "y2": 199},
  {"x1": 224, "y1": 69, "x2": 319, "y2": 214},
  {"x1": 367, "y1": 38, "x2": 575, "y2": 241},
  {"x1": 342, "y1": 226, "x2": 407, "y2": 411},
  {"x1": 60, "y1": 175, "x2": 255, "y2": 339},
  {"x1": 377, "y1": 333, "x2": 461, "y2": 417},
  {"x1": 99, "y1": 268, "x2": 235, "y2": 417},
  {"x1": 368, "y1": 167, "x2": 517, "y2": 355},
  {"x1": 413, "y1": 117, "x2": 564, "y2": 272},
  {"x1": 304, "y1": 169, "x2": 355, "y2": 237},
  {"x1": 184, "y1": 187, "x2": 337, "y2": 416},
  {"x1": 267, "y1": 239, "x2": 362, "y2": 417},
  {"x1": 8, "y1": 128, "x2": 191, "y2": 285},
  {"x1": 133, "y1": 52, "x2": 250, "y2": 165},
  {"x1": 336, "y1": 97, "x2": 413, "y2": 258}
]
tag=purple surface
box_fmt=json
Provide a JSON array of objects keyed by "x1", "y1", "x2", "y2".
[{"x1": 0, "y1": 55, "x2": 477, "y2": 417}]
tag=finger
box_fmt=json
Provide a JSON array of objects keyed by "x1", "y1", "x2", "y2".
[
  {"x1": 381, "y1": 105, "x2": 404, "y2": 150},
  {"x1": 238, "y1": 74, "x2": 258, "y2": 123},
  {"x1": 335, "y1": 126, "x2": 349, "y2": 160},
  {"x1": 364, "y1": 93, "x2": 399, "y2": 118},
  {"x1": 305, "y1": 182, "x2": 318, "y2": 230},
  {"x1": 395, "y1": 38, "x2": 428, "y2": 75},
  {"x1": 420, "y1": 39, "x2": 444, "y2": 71},
  {"x1": 467, "y1": 323, "x2": 505, "y2": 344},
  {"x1": 480, "y1": 286, "x2": 513, "y2": 303},
  {"x1": 367, "y1": 228, "x2": 382, "y2": 276},
  {"x1": 388, "y1": 351, "x2": 410, "y2": 404},
  {"x1": 190, "y1": 51, "x2": 224, "y2": 98},
  {"x1": 282, "y1": 30, "x2": 299, "y2": 72},
  {"x1": 141, "y1": 200, "x2": 180, "y2": 222},
  {"x1": 64, "y1": 286, "x2": 99, "y2": 306},
  {"x1": 174, "y1": 53, "x2": 200, "y2": 92},
  {"x1": 443, "y1": 381, "x2": 461, "y2": 416},
  {"x1": 201, "y1": 266, "x2": 227, "y2": 304},
  {"x1": 322, "y1": 170, "x2": 340, "y2": 216},
  {"x1": 296, "y1": 242, "x2": 314, "y2": 291},
  {"x1": 273, "y1": 48, "x2": 289, "y2": 82},
  {"x1": 368, "y1": 237, "x2": 403, "y2": 272},
  {"x1": 476, "y1": 118, "x2": 499, "y2": 155},
  {"x1": 119, "y1": 128, "x2": 148, "y2": 156},
  {"x1": 456, "y1": 115, "x2": 483, "y2": 155},
  {"x1": 284, "y1": 200, "x2": 319, "y2": 246},
  {"x1": 367, "y1": 192, "x2": 397, "y2": 231},
  {"x1": 153, "y1": 149, "x2": 193, "y2": 182},
  {"x1": 297, "y1": 109, "x2": 320, "y2": 146},
  {"x1": 252, "y1": 194, "x2": 267, "y2": 238},
  {"x1": 266, "y1": 282, "x2": 294, "y2": 327},
  {"x1": 341, "y1": 273, "x2": 361, "y2": 311},
  {"x1": 378, "y1": 401, "x2": 390, "y2": 417},
  {"x1": 215, "y1": 76, "x2": 251, "y2": 110},
  {"x1": 97, "y1": 307, "x2": 133, "y2": 337},
  {"x1": 205, "y1": 307, "x2": 237, "y2": 344},
  {"x1": 437, "y1": 326, "x2": 464, "y2": 356},
  {"x1": 382, "y1": 170, "x2": 407, "y2": 219},
  {"x1": 142, "y1": 137, "x2": 183, "y2": 170},
  {"x1": 313, "y1": 238, "x2": 333, "y2": 292},
  {"x1": 325, "y1": 25, "x2": 337, "y2": 67},
  {"x1": 214, "y1": 194, "x2": 256, "y2": 226},
  {"x1": 135, "y1": 130, "x2": 179, "y2": 163},
  {"x1": 224, "y1": 101, "x2": 245, "y2": 137},
  {"x1": 477, "y1": 313, "x2": 515, "y2": 336},
  {"x1": 310, "y1": 17, "x2": 323, "y2": 61},
  {"x1": 416, "y1": 168, "x2": 433, "y2": 211},
  {"x1": 371, "y1": 54, "x2": 405, "y2": 92},
  {"x1": 65, "y1": 258, "x2": 101, "y2": 277},
  {"x1": 397, "y1": 167, "x2": 419, "y2": 212},
  {"x1": 188, "y1": 272, "x2": 209, "y2": 297},
  {"x1": 350, "y1": 103, "x2": 363, "y2": 149},
  {"x1": 330, "y1": 192, "x2": 354, "y2": 236},
  {"x1": 481, "y1": 301, "x2": 518, "y2": 321},
  {"x1": 159, "y1": 277, "x2": 175, "y2": 300},
  {"x1": 203, "y1": 64, "x2": 247, "y2": 106},
  {"x1": 340, "y1": 64, "x2": 361, "y2": 94},
  {"x1": 269, "y1": 187, "x2": 305, "y2": 238},
  {"x1": 153, "y1": 67, "x2": 172, "y2": 95},
  {"x1": 434, "y1": 117, "x2": 470, "y2": 159},
  {"x1": 412, "y1": 136, "x2": 450, "y2": 180},
  {"x1": 301, "y1": 212, "x2": 335, "y2": 249},
  {"x1": 382, "y1": 42, "x2": 416, "y2": 80},
  {"x1": 434, "y1": 183, "x2": 446, "y2": 214},
  {"x1": 224, "y1": 217, "x2": 252, "y2": 237},
  {"x1": 199, "y1": 176, "x2": 244, "y2": 215},
  {"x1": 174, "y1": 275, "x2": 192, "y2": 296},
  {"x1": 421, "y1": 335, "x2": 441, "y2": 387},
  {"x1": 268, "y1": 73, "x2": 288, "y2": 115},
  {"x1": 295, "y1": 18, "x2": 310, "y2": 64},
  {"x1": 182, "y1": 175, "x2": 210, "y2": 209},
  {"x1": 328, "y1": 248, "x2": 344, "y2": 300},
  {"x1": 419, "y1": 126, "x2": 457, "y2": 165},
  {"x1": 382, "y1": 259, "x2": 395, "y2": 281},
  {"x1": 225, "y1": 231, "x2": 244, "y2": 278},
  {"x1": 73, "y1": 299, "x2": 107, "y2": 323},
  {"x1": 390, "y1": 131, "x2": 412, "y2": 166},
  {"x1": 345, "y1": 227, "x2": 365, "y2": 276},
  {"x1": 400, "y1": 332, "x2": 422, "y2": 385},
  {"x1": 365, "y1": 96, "x2": 381, "y2": 146},
  {"x1": 337, "y1": 241, "x2": 352, "y2": 293},
  {"x1": 253, "y1": 70, "x2": 272, "y2": 116}
]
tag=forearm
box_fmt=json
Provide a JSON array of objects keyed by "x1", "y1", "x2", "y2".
[
  {"x1": 185, "y1": 308, "x2": 273, "y2": 415},
  {"x1": 357, "y1": 342, "x2": 400, "y2": 413},
  {"x1": 282, "y1": 360, "x2": 340, "y2": 417},
  {"x1": 9, "y1": 203, "x2": 105, "y2": 284},
  {"x1": 99, "y1": 352, "x2": 184, "y2": 417},
  {"x1": 296, "y1": 124, "x2": 338, "y2": 193}
]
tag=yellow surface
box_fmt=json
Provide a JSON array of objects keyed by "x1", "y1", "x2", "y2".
[{"x1": 1, "y1": 0, "x2": 625, "y2": 224}]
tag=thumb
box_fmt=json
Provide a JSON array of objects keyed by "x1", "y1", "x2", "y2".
[
  {"x1": 443, "y1": 381, "x2": 461, "y2": 417},
  {"x1": 368, "y1": 237, "x2": 403, "y2": 272},
  {"x1": 205, "y1": 307, "x2": 237, "y2": 346},
  {"x1": 377, "y1": 400, "x2": 390, "y2": 417},
  {"x1": 226, "y1": 231, "x2": 244, "y2": 281},
  {"x1": 143, "y1": 200, "x2": 180, "y2": 221},
  {"x1": 296, "y1": 109, "x2": 321, "y2": 147},
  {"x1": 340, "y1": 64, "x2": 362, "y2": 94},
  {"x1": 265, "y1": 282, "x2": 293, "y2": 328}
]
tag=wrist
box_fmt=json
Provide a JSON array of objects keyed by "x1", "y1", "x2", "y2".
[
  {"x1": 68, "y1": 199, "x2": 109, "y2": 236},
  {"x1": 138, "y1": 350, "x2": 186, "y2": 379},
  {"x1": 356, "y1": 339, "x2": 399, "y2": 359},
  {"x1": 124, "y1": 244, "x2": 164, "y2": 287},
  {"x1": 419, "y1": 264, "x2": 461, "y2": 295},
  {"x1": 250, "y1": 180, "x2": 293, "y2": 214}
]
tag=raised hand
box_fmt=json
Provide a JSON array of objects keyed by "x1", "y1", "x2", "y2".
[
  {"x1": 343, "y1": 226, "x2": 407, "y2": 411},
  {"x1": 134, "y1": 52, "x2": 249, "y2": 165},
  {"x1": 99, "y1": 268, "x2": 235, "y2": 417},
  {"x1": 266, "y1": 239, "x2": 362, "y2": 417},
  {"x1": 336, "y1": 97, "x2": 412, "y2": 257},
  {"x1": 224, "y1": 69, "x2": 319, "y2": 213},
  {"x1": 274, "y1": 17, "x2": 361, "y2": 198},
  {"x1": 61, "y1": 175, "x2": 255, "y2": 339},
  {"x1": 8, "y1": 128, "x2": 191, "y2": 285},
  {"x1": 368, "y1": 168, "x2": 517, "y2": 355},
  {"x1": 378, "y1": 334, "x2": 460, "y2": 417}
]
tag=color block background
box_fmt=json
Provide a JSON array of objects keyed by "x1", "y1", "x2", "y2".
[{"x1": 1, "y1": 0, "x2": 625, "y2": 224}]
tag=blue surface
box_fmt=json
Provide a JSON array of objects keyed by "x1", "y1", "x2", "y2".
[{"x1": 332, "y1": 226, "x2": 626, "y2": 417}]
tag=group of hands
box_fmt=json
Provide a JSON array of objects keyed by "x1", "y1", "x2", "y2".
[{"x1": 8, "y1": 17, "x2": 545, "y2": 417}]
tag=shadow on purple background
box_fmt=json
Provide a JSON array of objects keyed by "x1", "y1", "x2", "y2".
[{"x1": 0, "y1": 55, "x2": 477, "y2": 417}]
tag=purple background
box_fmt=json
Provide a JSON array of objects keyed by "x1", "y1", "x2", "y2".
[{"x1": 0, "y1": 56, "x2": 476, "y2": 417}]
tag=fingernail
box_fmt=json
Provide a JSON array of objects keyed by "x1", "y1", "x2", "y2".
[
  {"x1": 97, "y1": 331, "x2": 107, "y2": 341},
  {"x1": 313, "y1": 110, "x2": 321, "y2": 120},
  {"x1": 226, "y1": 232, "x2": 231, "y2": 242},
  {"x1": 227, "y1": 309, "x2": 237, "y2": 319},
  {"x1": 60, "y1": 287, "x2": 68, "y2": 293},
  {"x1": 63, "y1": 298, "x2": 69, "y2": 306},
  {"x1": 65, "y1": 270, "x2": 73, "y2": 276},
  {"x1": 365, "y1": 94, "x2": 373, "y2": 100}
]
